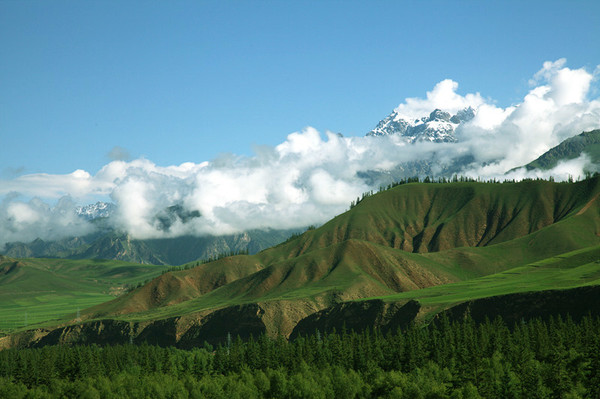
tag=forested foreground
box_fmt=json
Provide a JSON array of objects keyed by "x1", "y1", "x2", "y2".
[{"x1": 1, "y1": 315, "x2": 600, "y2": 399}]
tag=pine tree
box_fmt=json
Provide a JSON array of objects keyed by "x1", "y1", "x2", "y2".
[{"x1": 586, "y1": 334, "x2": 600, "y2": 399}]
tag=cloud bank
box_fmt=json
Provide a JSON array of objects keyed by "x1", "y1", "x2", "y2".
[
  {"x1": 1, "y1": 59, "x2": 599, "y2": 246},
  {"x1": 0, "y1": 195, "x2": 95, "y2": 245}
]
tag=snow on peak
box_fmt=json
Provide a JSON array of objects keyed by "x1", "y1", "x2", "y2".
[
  {"x1": 76, "y1": 202, "x2": 116, "y2": 220},
  {"x1": 366, "y1": 106, "x2": 476, "y2": 143}
]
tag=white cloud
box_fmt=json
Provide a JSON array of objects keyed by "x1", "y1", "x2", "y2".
[
  {"x1": 0, "y1": 169, "x2": 95, "y2": 199},
  {"x1": 1, "y1": 59, "x2": 599, "y2": 246},
  {"x1": 0, "y1": 196, "x2": 94, "y2": 246},
  {"x1": 504, "y1": 153, "x2": 594, "y2": 182},
  {"x1": 530, "y1": 58, "x2": 568, "y2": 84},
  {"x1": 459, "y1": 61, "x2": 600, "y2": 176},
  {"x1": 394, "y1": 79, "x2": 486, "y2": 120},
  {"x1": 469, "y1": 103, "x2": 515, "y2": 130},
  {"x1": 529, "y1": 58, "x2": 592, "y2": 107}
]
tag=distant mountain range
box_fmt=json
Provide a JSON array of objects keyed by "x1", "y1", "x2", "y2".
[
  {"x1": 366, "y1": 107, "x2": 475, "y2": 142},
  {"x1": 365, "y1": 106, "x2": 600, "y2": 182},
  {"x1": 360, "y1": 106, "x2": 479, "y2": 183},
  {"x1": 2, "y1": 198, "x2": 303, "y2": 265},
  {"x1": 2, "y1": 228, "x2": 302, "y2": 266},
  {"x1": 3, "y1": 109, "x2": 599, "y2": 266}
]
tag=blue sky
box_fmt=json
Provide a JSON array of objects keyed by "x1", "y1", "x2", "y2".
[{"x1": 2, "y1": 0, "x2": 599, "y2": 177}]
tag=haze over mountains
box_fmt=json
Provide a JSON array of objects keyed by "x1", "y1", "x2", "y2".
[
  {"x1": 1, "y1": 228, "x2": 302, "y2": 266},
  {"x1": 1, "y1": 59, "x2": 600, "y2": 251}
]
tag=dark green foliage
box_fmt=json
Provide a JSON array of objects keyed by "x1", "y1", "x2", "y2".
[
  {"x1": 350, "y1": 172, "x2": 599, "y2": 210},
  {"x1": 2, "y1": 315, "x2": 600, "y2": 398},
  {"x1": 159, "y1": 248, "x2": 251, "y2": 275}
]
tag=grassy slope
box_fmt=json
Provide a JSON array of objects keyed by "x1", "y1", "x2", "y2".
[
  {"x1": 524, "y1": 129, "x2": 600, "y2": 171},
  {"x1": 82, "y1": 178, "x2": 600, "y2": 327},
  {"x1": 288, "y1": 177, "x2": 599, "y2": 254},
  {"x1": 373, "y1": 244, "x2": 600, "y2": 320},
  {"x1": 0, "y1": 257, "x2": 168, "y2": 333}
]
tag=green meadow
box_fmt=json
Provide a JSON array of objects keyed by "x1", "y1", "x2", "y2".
[
  {"x1": 0, "y1": 257, "x2": 168, "y2": 333},
  {"x1": 374, "y1": 244, "x2": 600, "y2": 312}
]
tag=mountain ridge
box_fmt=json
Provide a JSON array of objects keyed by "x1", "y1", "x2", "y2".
[
  {"x1": 16, "y1": 177, "x2": 594, "y2": 342},
  {"x1": 2, "y1": 177, "x2": 600, "y2": 348},
  {"x1": 366, "y1": 106, "x2": 475, "y2": 142},
  {"x1": 2, "y1": 228, "x2": 302, "y2": 266}
]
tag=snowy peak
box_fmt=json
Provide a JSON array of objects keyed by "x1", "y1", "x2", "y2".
[
  {"x1": 76, "y1": 202, "x2": 116, "y2": 220},
  {"x1": 367, "y1": 106, "x2": 475, "y2": 143}
]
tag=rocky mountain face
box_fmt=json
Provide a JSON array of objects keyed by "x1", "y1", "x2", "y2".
[
  {"x1": 366, "y1": 107, "x2": 475, "y2": 142},
  {"x1": 2, "y1": 199, "x2": 303, "y2": 265},
  {"x1": 2, "y1": 229, "x2": 302, "y2": 266}
]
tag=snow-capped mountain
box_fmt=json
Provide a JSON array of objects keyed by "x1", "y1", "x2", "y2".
[
  {"x1": 366, "y1": 107, "x2": 475, "y2": 143},
  {"x1": 76, "y1": 202, "x2": 116, "y2": 220}
]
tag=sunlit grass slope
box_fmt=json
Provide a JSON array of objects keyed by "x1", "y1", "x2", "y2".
[
  {"x1": 0, "y1": 257, "x2": 168, "y2": 333},
  {"x1": 373, "y1": 244, "x2": 600, "y2": 317}
]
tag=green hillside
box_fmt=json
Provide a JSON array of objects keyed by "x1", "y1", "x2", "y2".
[
  {"x1": 0, "y1": 257, "x2": 168, "y2": 333},
  {"x1": 74, "y1": 178, "x2": 600, "y2": 333},
  {"x1": 523, "y1": 129, "x2": 600, "y2": 171},
  {"x1": 280, "y1": 177, "x2": 599, "y2": 254},
  {"x1": 374, "y1": 244, "x2": 600, "y2": 314},
  {"x1": 3, "y1": 177, "x2": 600, "y2": 347}
]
